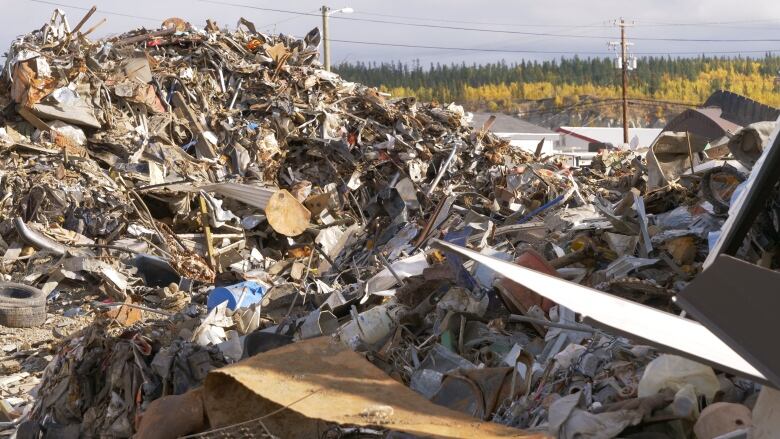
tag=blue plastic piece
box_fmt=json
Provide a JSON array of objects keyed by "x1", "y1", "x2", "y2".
[
  {"x1": 181, "y1": 139, "x2": 197, "y2": 152},
  {"x1": 442, "y1": 226, "x2": 477, "y2": 291},
  {"x1": 515, "y1": 194, "x2": 564, "y2": 224},
  {"x1": 207, "y1": 281, "x2": 266, "y2": 311}
]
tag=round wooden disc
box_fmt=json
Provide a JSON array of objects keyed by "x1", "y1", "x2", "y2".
[{"x1": 265, "y1": 189, "x2": 312, "y2": 237}]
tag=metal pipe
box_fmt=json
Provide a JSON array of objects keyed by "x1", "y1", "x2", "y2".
[
  {"x1": 426, "y1": 145, "x2": 458, "y2": 195},
  {"x1": 377, "y1": 253, "x2": 405, "y2": 287},
  {"x1": 208, "y1": 60, "x2": 226, "y2": 93},
  {"x1": 93, "y1": 301, "x2": 173, "y2": 317},
  {"x1": 70, "y1": 5, "x2": 96, "y2": 34},
  {"x1": 14, "y1": 217, "x2": 68, "y2": 255},
  {"x1": 81, "y1": 17, "x2": 106, "y2": 37},
  {"x1": 509, "y1": 314, "x2": 596, "y2": 333},
  {"x1": 229, "y1": 78, "x2": 243, "y2": 110}
]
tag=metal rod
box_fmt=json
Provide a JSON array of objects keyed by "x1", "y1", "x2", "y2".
[
  {"x1": 112, "y1": 26, "x2": 174, "y2": 46},
  {"x1": 426, "y1": 145, "x2": 458, "y2": 195},
  {"x1": 685, "y1": 131, "x2": 696, "y2": 175},
  {"x1": 313, "y1": 244, "x2": 340, "y2": 272},
  {"x1": 509, "y1": 314, "x2": 596, "y2": 333},
  {"x1": 377, "y1": 253, "x2": 405, "y2": 287},
  {"x1": 71, "y1": 5, "x2": 97, "y2": 34},
  {"x1": 81, "y1": 17, "x2": 106, "y2": 37},
  {"x1": 93, "y1": 301, "x2": 174, "y2": 317},
  {"x1": 208, "y1": 60, "x2": 226, "y2": 93},
  {"x1": 228, "y1": 78, "x2": 243, "y2": 110}
]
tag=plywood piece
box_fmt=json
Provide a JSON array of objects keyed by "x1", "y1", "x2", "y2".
[{"x1": 203, "y1": 336, "x2": 542, "y2": 438}]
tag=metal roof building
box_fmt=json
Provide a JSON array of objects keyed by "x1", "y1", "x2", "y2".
[{"x1": 556, "y1": 126, "x2": 663, "y2": 151}]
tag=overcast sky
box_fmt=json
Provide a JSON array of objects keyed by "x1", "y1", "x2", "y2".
[{"x1": 3, "y1": 0, "x2": 780, "y2": 65}]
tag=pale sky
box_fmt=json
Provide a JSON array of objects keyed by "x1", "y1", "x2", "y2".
[{"x1": 2, "y1": 0, "x2": 780, "y2": 65}]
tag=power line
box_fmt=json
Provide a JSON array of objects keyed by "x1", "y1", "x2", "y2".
[
  {"x1": 258, "y1": 8, "x2": 320, "y2": 31},
  {"x1": 194, "y1": 0, "x2": 322, "y2": 19},
  {"x1": 520, "y1": 100, "x2": 625, "y2": 117},
  {"x1": 636, "y1": 18, "x2": 780, "y2": 26},
  {"x1": 329, "y1": 39, "x2": 610, "y2": 55},
  {"x1": 350, "y1": 11, "x2": 613, "y2": 28},
  {"x1": 23, "y1": 1, "x2": 780, "y2": 56},
  {"x1": 629, "y1": 97, "x2": 699, "y2": 106},
  {"x1": 29, "y1": 0, "x2": 161, "y2": 23},
  {"x1": 634, "y1": 50, "x2": 780, "y2": 55},
  {"x1": 329, "y1": 38, "x2": 780, "y2": 56},
  {"x1": 521, "y1": 100, "x2": 685, "y2": 119},
  {"x1": 195, "y1": 0, "x2": 780, "y2": 43},
  {"x1": 630, "y1": 19, "x2": 780, "y2": 31},
  {"x1": 526, "y1": 99, "x2": 697, "y2": 126},
  {"x1": 29, "y1": 0, "x2": 311, "y2": 34}
]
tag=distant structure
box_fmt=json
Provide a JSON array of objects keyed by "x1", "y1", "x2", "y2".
[
  {"x1": 470, "y1": 113, "x2": 558, "y2": 153},
  {"x1": 663, "y1": 90, "x2": 780, "y2": 144},
  {"x1": 556, "y1": 126, "x2": 662, "y2": 152}
]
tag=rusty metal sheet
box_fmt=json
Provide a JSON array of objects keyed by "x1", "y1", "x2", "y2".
[{"x1": 663, "y1": 107, "x2": 741, "y2": 142}]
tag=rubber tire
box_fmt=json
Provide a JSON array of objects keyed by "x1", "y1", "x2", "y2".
[{"x1": 0, "y1": 282, "x2": 46, "y2": 328}]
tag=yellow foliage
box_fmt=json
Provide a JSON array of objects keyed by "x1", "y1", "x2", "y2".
[{"x1": 381, "y1": 65, "x2": 780, "y2": 111}]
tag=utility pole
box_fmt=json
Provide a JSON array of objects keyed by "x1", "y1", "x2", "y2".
[
  {"x1": 610, "y1": 18, "x2": 635, "y2": 145},
  {"x1": 321, "y1": 6, "x2": 331, "y2": 71},
  {"x1": 620, "y1": 20, "x2": 628, "y2": 144},
  {"x1": 320, "y1": 6, "x2": 353, "y2": 71}
]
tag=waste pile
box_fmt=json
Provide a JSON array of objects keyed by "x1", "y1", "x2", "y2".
[{"x1": 0, "y1": 9, "x2": 777, "y2": 439}]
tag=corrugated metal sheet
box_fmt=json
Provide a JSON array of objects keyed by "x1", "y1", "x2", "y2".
[
  {"x1": 703, "y1": 90, "x2": 780, "y2": 127},
  {"x1": 200, "y1": 183, "x2": 277, "y2": 210}
]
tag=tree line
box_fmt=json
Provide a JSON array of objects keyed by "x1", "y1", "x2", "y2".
[{"x1": 333, "y1": 55, "x2": 780, "y2": 111}]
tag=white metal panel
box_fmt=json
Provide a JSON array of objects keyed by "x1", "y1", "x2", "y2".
[{"x1": 433, "y1": 239, "x2": 765, "y2": 382}]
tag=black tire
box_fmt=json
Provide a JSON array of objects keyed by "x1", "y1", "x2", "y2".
[{"x1": 0, "y1": 282, "x2": 46, "y2": 328}]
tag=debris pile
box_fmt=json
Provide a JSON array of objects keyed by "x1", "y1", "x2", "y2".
[{"x1": 0, "y1": 10, "x2": 778, "y2": 439}]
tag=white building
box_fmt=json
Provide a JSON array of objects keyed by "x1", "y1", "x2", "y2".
[
  {"x1": 470, "y1": 113, "x2": 559, "y2": 154},
  {"x1": 469, "y1": 115, "x2": 664, "y2": 167},
  {"x1": 556, "y1": 126, "x2": 662, "y2": 152}
]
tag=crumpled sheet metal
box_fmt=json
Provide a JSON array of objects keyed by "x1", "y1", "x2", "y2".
[
  {"x1": 549, "y1": 392, "x2": 643, "y2": 439},
  {"x1": 203, "y1": 336, "x2": 544, "y2": 438},
  {"x1": 727, "y1": 121, "x2": 776, "y2": 169},
  {"x1": 30, "y1": 323, "x2": 226, "y2": 437},
  {"x1": 431, "y1": 239, "x2": 765, "y2": 383},
  {"x1": 646, "y1": 131, "x2": 708, "y2": 189},
  {"x1": 430, "y1": 367, "x2": 522, "y2": 421},
  {"x1": 705, "y1": 117, "x2": 780, "y2": 268}
]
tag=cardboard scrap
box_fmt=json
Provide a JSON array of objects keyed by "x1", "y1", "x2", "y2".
[{"x1": 203, "y1": 336, "x2": 544, "y2": 438}]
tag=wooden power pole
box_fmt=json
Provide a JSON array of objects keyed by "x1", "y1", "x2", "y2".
[
  {"x1": 620, "y1": 19, "x2": 628, "y2": 144},
  {"x1": 611, "y1": 18, "x2": 634, "y2": 145}
]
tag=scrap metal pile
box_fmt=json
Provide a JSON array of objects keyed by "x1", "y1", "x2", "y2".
[{"x1": 1, "y1": 10, "x2": 778, "y2": 439}]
